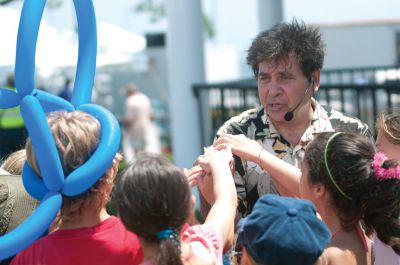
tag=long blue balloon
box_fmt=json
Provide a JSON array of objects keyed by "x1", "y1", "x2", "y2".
[
  {"x1": 0, "y1": 192, "x2": 62, "y2": 260},
  {"x1": 0, "y1": 88, "x2": 20, "y2": 108},
  {"x1": 62, "y1": 104, "x2": 121, "y2": 196},
  {"x1": 22, "y1": 162, "x2": 48, "y2": 201},
  {"x1": 14, "y1": 0, "x2": 46, "y2": 96},
  {"x1": 20, "y1": 96, "x2": 65, "y2": 192},
  {"x1": 35, "y1": 90, "x2": 75, "y2": 113},
  {"x1": 71, "y1": 0, "x2": 97, "y2": 107}
]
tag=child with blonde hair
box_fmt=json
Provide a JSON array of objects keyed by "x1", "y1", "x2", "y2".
[{"x1": 11, "y1": 111, "x2": 143, "y2": 265}]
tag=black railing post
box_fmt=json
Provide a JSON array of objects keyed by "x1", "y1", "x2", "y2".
[
  {"x1": 372, "y1": 88, "x2": 377, "y2": 122},
  {"x1": 388, "y1": 88, "x2": 393, "y2": 109},
  {"x1": 220, "y1": 87, "x2": 226, "y2": 123}
]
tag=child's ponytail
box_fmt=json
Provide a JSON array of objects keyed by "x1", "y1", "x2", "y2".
[
  {"x1": 363, "y1": 154, "x2": 400, "y2": 254},
  {"x1": 157, "y1": 229, "x2": 183, "y2": 265}
]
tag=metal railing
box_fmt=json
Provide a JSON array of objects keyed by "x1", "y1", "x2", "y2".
[{"x1": 193, "y1": 66, "x2": 400, "y2": 147}]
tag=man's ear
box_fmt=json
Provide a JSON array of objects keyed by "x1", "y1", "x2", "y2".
[{"x1": 311, "y1": 69, "x2": 321, "y2": 93}]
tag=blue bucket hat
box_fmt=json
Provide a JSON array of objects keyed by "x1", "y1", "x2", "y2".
[{"x1": 237, "y1": 194, "x2": 331, "y2": 265}]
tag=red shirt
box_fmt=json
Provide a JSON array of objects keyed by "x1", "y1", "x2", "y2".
[{"x1": 11, "y1": 216, "x2": 143, "y2": 265}]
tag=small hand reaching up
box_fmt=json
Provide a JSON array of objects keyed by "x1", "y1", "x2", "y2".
[
  {"x1": 184, "y1": 165, "x2": 205, "y2": 188},
  {"x1": 196, "y1": 144, "x2": 237, "y2": 251},
  {"x1": 197, "y1": 144, "x2": 233, "y2": 175},
  {"x1": 187, "y1": 145, "x2": 234, "y2": 205}
]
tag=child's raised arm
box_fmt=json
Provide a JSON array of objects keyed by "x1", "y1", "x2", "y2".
[{"x1": 197, "y1": 146, "x2": 237, "y2": 250}]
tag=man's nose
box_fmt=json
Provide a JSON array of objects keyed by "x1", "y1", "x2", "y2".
[{"x1": 267, "y1": 82, "x2": 283, "y2": 97}]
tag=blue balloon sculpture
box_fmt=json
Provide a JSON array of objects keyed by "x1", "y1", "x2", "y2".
[{"x1": 0, "y1": 0, "x2": 120, "y2": 259}]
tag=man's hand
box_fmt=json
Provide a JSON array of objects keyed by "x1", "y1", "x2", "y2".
[{"x1": 214, "y1": 133, "x2": 262, "y2": 163}]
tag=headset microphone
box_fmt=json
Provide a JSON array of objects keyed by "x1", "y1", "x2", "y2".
[
  {"x1": 283, "y1": 109, "x2": 295, "y2": 122},
  {"x1": 284, "y1": 79, "x2": 314, "y2": 122}
]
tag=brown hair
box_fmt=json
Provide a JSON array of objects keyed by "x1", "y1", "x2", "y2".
[
  {"x1": 25, "y1": 111, "x2": 105, "y2": 222},
  {"x1": 116, "y1": 153, "x2": 192, "y2": 265},
  {"x1": 305, "y1": 132, "x2": 400, "y2": 254},
  {"x1": 247, "y1": 18, "x2": 325, "y2": 80}
]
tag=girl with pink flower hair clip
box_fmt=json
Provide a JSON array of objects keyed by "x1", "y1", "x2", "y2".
[
  {"x1": 372, "y1": 152, "x2": 400, "y2": 181},
  {"x1": 214, "y1": 131, "x2": 400, "y2": 265},
  {"x1": 372, "y1": 109, "x2": 400, "y2": 265},
  {"x1": 375, "y1": 109, "x2": 400, "y2": 162}
]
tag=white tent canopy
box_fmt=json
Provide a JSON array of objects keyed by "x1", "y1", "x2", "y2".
[{"x1": 0, "y1": 6, "x2": 146, "y2": 75}]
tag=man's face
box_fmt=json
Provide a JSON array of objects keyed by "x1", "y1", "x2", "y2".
[{"x1": 257, "y1": 56, "x2": 311, "y2": 123}]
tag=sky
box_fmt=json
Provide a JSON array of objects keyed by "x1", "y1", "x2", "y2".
[
  {"x1": 2, "y1": 0, "x2": 400, "y2": 81},
  {"x1": 284, "y1": 0, "x2": 400, "y2": 24}
]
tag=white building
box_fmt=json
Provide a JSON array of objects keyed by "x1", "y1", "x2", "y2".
[{"x1": 321, "y1": 20, "x2": 400, "y2": 69}]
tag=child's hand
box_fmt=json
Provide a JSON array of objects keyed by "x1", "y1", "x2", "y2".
[
  {"x1": 197, "y1": 145, "x2": 233, "y2": 173},
  {"x1": 184, "y1": 165, "x2": 205, "y2": 188}
]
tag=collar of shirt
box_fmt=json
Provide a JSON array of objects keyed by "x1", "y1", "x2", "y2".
[{"x1": 258, "y1": 98, "x2": 334, "y2": 160}]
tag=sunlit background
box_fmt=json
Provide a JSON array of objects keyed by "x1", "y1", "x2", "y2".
[{"x1": 1, "y1": 0, "x2": 400, "y2": 167}]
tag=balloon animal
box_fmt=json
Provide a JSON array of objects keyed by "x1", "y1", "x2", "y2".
[{"x1": 0, "y1": 0, "x2": 120, "y2": 259}]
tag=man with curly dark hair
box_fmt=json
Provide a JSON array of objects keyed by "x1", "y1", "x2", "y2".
[{"x1": 198, "y1": 19, "x2": 372, "y2": 223}]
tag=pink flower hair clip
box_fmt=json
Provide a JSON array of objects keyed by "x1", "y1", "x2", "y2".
[{"x1": 372, "y1": 152, "x2": 400, "y2": 181}]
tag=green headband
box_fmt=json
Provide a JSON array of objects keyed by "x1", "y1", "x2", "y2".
[{"x1": 324, "y1": 132, "x2": 352, "y2": 200}]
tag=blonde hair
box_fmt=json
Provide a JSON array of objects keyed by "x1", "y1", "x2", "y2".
[
  {"x1": 25, "y1": 111, "x2": 107, "y2": 221},
  {"x1": 1, "y1": 149, "x2": 26, "y2": 175},
  {"x1": 377, "y1": 110, "x2": 400, "y2": 145}
]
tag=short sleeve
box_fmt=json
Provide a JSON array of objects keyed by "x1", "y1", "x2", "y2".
[{"x1": 181, "y1": 223, "x2": 223, "y2": 264}]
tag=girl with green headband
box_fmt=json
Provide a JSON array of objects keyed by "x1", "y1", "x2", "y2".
[{"x1": 214, "y1": 132, "x2": 400, "y2": 265}]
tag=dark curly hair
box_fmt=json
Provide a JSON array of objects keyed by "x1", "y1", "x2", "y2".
[
  {"x1": 115, "y1": 153, "x2": 192, "y2": 265},
  {"x1": 247, "y1": 18, "x2": 325, "y2": 79},
  {"x1": 304, "y1": 132, "x2": 400, "y2": 254}
]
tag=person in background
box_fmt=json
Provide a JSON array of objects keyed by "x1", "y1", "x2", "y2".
[
  {"x1": 11, "y1": 111, "x2": 143, "y2": 265},
  {"x1": 0, "y1": 73, "x2": 26, "y2": 161},
  {"x1": 0, "y1": 175, "x2": 38, "y2": 265},
  {"x1": 58, "y1": 78, "x2": 72, "y2": 102},
  {"x1": 0, "y1": 149, "x2": 37, "y2": 265},
  {"x1": 1, "y1": 149, "x2": 26, "y2": 175},
  {"x1": 122, "y1": 83, "x2": 161, "y2": 163}
]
